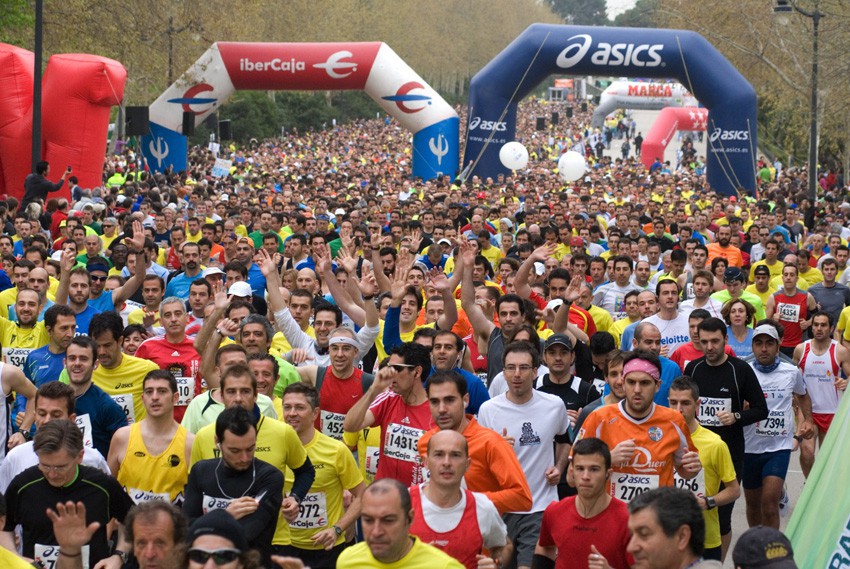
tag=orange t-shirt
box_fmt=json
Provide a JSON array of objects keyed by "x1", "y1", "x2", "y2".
[
  {"x1": 706, "y1": 243, "x2": 744, "y2": 268},
  {"x1": 577, "y1": 401, "x2": 697, "y2": 503},
  {"x1": 418, "y1": 417, "x2": 532, "y2": 514}
]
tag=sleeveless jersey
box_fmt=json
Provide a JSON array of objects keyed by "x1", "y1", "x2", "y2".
[
  {"x1": 316, "y1": 367, "x2": 370, "y2": 441},
  {"x1": 410, "y1": 486, "x2": 483, "y2": 569},
  {"x1": 799, "y1": 340, "x2": 843, "y2": 414},
  {"x1": 772, "y1": 290, "x2": 808, "y2": 347},
  {"x1": 116, "y1": 423, "x2": 189, "y2": 506}
]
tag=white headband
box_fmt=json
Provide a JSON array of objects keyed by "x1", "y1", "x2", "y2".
[{"x1": 329, "y1": 336, "x2": 359, "y2": 348}]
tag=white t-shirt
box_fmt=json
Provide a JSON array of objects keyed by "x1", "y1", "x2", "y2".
[
  {"x1": 487, "y1": 366, "x2": 548, "y2": 399},
  {"x1": 415, "y1": 485, "x2": 507, "y2": 549},
  {"x1": 593, "y1": 282, "x2": 640, "y2": 321},
  {"x1": 477, "y1": 391, "x2": 569, "y2": 513},
  {"x1": 678, "y1": 297, "x2": 724, "y2": 319},
  {"x1": 745, "y1": 361, "x2": 806, "y2": 454},
  {"x1": 643, "y1": 312, "x2": 691, "y2": 355},
  {"x1": 0, "y1": 440, "x2": 110, "y2": 493}
]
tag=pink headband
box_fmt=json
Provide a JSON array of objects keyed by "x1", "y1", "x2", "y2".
[{"x1": 623, "y1": 358, "x2": 661, "y2": 381}]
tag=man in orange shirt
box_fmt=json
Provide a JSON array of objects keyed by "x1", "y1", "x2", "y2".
[
  {"x1": 707, "y1": 226, "x2": 744, "y2": 268},
  {"x1": 576, "y1": 350, "x2": 702, "y2": 502},
  {"x1": 418, "y1": 370, "x2": 532, "y2": 514}
]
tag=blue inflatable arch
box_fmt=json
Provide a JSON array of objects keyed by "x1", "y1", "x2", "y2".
[{"x1": 464, "y1": 24, "x2": 757, "y2": 196}]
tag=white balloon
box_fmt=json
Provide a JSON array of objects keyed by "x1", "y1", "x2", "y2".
[
  {"x1": 558, "y1": 151, "x2": 587, "y2": 182},
  {"x1": 499, "y1": 141, "x2": 529, "y2": 170}
]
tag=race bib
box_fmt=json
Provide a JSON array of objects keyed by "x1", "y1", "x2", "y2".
[
  {"x1": 110, "y1": 394, "x2": 136, "y2": 424},
  {"x1": 777, "y1": 302, "x2": 800, "y2": 323},
  {"x1": 75, "y1": 414, "x2": 94, "y2": 449},
  {"x1": 755, "y1": 409, "x2": 789, "y2": 437},
  {"x1": 35, "y1": 543, "x2": 90, "y2": 569},
  {"x1": 610, "y1": 472, "x2": 660, "y2": 503},
  {"x1": 176, "y1": 376, "x2": 195, "y2": 407},
  {"x1": 698, "y1": 397, "x2": 732, "y2": 427},
  {"x1": 321, "y1": 410, "x2": 346, "y2": 440},
  {"x1": 292, "y1": 492, "x2": 328, "y2": 530},
  {"x1": 365, "y1": 446, "x2": 380, "y2": 478},
  {"x1": 2, "y1": 347, "x2": 31, "y2": 368},
  {"x1": 675, "y1": 468, "x2": 706, "y2": 498},
  {"x1": 384, "y1": 423, "x2": 424, "y2": 463},
  {"x1": 202, "y1": 494, "x2": 234, "y2": 514},
  {"x1": 128, "y1": 487, "x2": 171, "y2": 505}
]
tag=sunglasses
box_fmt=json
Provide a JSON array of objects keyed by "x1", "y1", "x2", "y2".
[
  {"x1": 91, "y1": 276, "x2": 108, "y2": 282},
  {"x1": 187, "y1": 548, "x2": 241, "y2": 565},
  {"x1": 388, "y1": 364, "x2": 416, "y2": 373}
]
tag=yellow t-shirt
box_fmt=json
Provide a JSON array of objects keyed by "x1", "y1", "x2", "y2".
[
  {"x1": 588, "y1": 305, "x2": 613, "y2": 334},
  {"x1": 745, "y1": 284, "x2": 774, "y2": 308},
  {"x1": 191, "y1": 415, "x2": 308, "y2": 546},
  {"x1": 90, "y1": 354, "x2": 159, "y2": 424},
  {"x1": 374, "y1": 319, "x2": 435, "y2": 363},
  {"x1": 271, "y1": 327, "x2": 315, "y2": 355},
  {"x1": 127, "y1": 308, "x2": 160, "y2": 327},
  {"x1": 770, "y1": 275, "x2": 810, "y2": 292},
  {"x1": 748, "y1": 260, "x2": 783, "y2": 283},
  {"x1": 337, "y1": 536, "x2": 464, "y2": 569},
  {"x1": 285, "y1": 430, "x2": 364, "y2": 549},
  {"x1": 674, "y1": 425, "x2": 736, "y2": 549},
  {"x1": 479, "y1": 245, "x2": 502, "y2": 269},
  {"x1": 117, "y1": 422, "x2": 189, "y2": 505},
  {"x1": 345, "y1": 426, "x2": 382, "y2": 485},
  {"x1": 0, "y1": 546, "x2": 33, "y2": 569},
  {"x1": 609, "y1": 317, "x2": 637, "y2": 348},
  {"x1": 799, "y1": 267, "x2": 824, "y2": 286},
  {"x1": 0, "y1": 319, "x2": 49, "y2": 368},
  {"x1": 838, "y1": 306, "x2": 850, "y2": 336}
]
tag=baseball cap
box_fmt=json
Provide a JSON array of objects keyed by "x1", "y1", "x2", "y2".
[
  {"x1": 477, "y1": 191, "x2": 487, "y2": 199},
  {"x1": 732, "y1": 526, "x2": 798, "y2": 568},
  {"x1": 187, "y1": 509, "x2": 249, "y2": 553},
  {"x1": 202, "y1": 267, "x2": 224, "y2": 278},
  {"x1": 437, "y1": 238, "x2": 452, "y2": 246},
  {"x1": 334, "y1": 208, "x2": 346, "y2": 216},
  {"x1": 752, "y1": 324, "x2": 780, "y2": 342},
  {"x1": 219, "y1": 194, "x2": 229, "y2": 202},
  {"x1": 723, "y1": 267, "x2": 745, "y2": 282},
  {"x1": 544, "y1": 333, "x2": 574, "y2": 351},
  {"x1": 316, "y1": 213, "x2": 330, "y2": 221},
  {"x1": 570, "y1": 237, "x2": 585, "y2": 247},
  {"x1": 753, "y1": 265, "x2": 771, "y2": 277},
  {"x1": 227, "y1": 281, "x2": 253, "y2": 298}
]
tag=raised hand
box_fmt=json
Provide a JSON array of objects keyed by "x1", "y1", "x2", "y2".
[
  {"x1": 213, "y1": 290, "x2": 229, "y2": 312},
  {"x1": 408, "y1": 228, "x2": 422, "y2": 253},
  {"x1": 358, "y1": 272, "x2": 379, "y2": 298},
  {"x1": 389, "y1": 265, "x2": 411, "y2": 303},
  {"x1": 338, "y1": 247, "x2": 359, "y2": 275},
  {"x1": 459, "y1": 238, "x2": 476, "y2": 268},
  {"x1": 128, "y1": 219, "x2": 146, "y2": 252},
  {"x1": 564, "y1": 273, "x2": 585, "y2": 303},
  {"x1": 46, "y1": 501, "x2": 101, "y2": 552},
  {"x1": 61, "y1": 248, "x2": 76, "y2": 273},
  {"x1": 429, "y1": 268, "x2": 450, "y2": 293},
  {"x1": 255, "y1": 248, "x2": 278, "y2": 278},
  {"x1": 532, "y1": 243, "x2": 557, "y2": 262}
]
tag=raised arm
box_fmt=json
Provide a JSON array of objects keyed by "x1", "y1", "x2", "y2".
[
  {"x1": 316, "y1": 244, "x2": 366, "y2": 327},
  {"x1": 195, "y1": 291, "x2": 230, "y2": 386},
  {"x1": 459, "y1": 239, "x2": 495, "y2": 341},
  {"x1": 344, "y1": 366, "x2": 399, "y2": 433},
  {"x1": 55, "y1": 248, "x2": 76, "y2": 305},
  {"x1": 515, "y1": 243, "x2": 556, "y2": 298},
  {"x1": 370, "y1": 231, "x2": 392, "y2": 293},
  {"x1": 430, "y1": 268, "x2": 458, "y2": 331},
  {"x1": 111, "y1": 220, "x2": 148, "y2": 306}
]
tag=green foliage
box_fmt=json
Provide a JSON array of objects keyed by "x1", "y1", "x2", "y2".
[
  {"x1": 0, "y1": 0, "x2": 33, "y2": 44},
  {"x1": 546, "y1": 0, "x2": 609, "y2": 25},
  {"x1": 613, "y1": 0, "x2": 663, "y2": 28}
]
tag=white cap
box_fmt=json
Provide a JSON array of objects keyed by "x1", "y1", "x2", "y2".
[
  {"x1": 202, "y1": 267, "x2": 224, "y2": 277},
  {"x1": 227, "y1": 281, "x2": 253, "y2": 298},
  {"x1": 752, "y1": 324, "x2": 779, "y2": 342},
  {"x1": 534, "y1": 262, "x2": 546, "y2": 276}
]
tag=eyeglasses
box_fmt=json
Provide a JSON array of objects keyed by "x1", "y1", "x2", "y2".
[
  {"x1": 38, "y1": 462, "x2": 74, "y2": 473},
  {"x1": 388, "y1": 364, "x2": 415, "y2": 373},
  {"x1": 187, "y1": 548, "x2": 241, "y2": 565},
  {"x1": 504, "y1": 365, "x2": 534, "y2": 373},
  {"x1": 90, "y1": 276, "x2": 108, "y2": 282}
]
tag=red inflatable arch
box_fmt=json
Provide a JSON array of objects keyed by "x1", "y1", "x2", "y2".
[
  {"x1": 0, "y1": 43, "x2": 126, "y2": 201},
  {"x1": 640, "y1": 107, "x2": 708, "y2": 170}
]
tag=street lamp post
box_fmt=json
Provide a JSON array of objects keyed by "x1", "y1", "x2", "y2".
[{"x1": 774, "y1": 0, "x2": 823, "y2": 229}]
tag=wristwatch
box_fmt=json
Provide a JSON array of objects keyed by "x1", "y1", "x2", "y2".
[
  {"x1": 733, "y1": 412, "x2": 741, "y2": 422},
  {"x1": 332, "y1": 525, "x2": 343, "y2": 537},
  {"x1": 113, "y1": 550, "x2": 129, "y2": 564},
  {"x1": 704, "y1": 495, "x2": 717, "y2": 510}
]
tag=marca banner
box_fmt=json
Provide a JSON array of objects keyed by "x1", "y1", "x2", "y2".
[
  {"x1": 147, "y1": 42, "x2": 458, "y2": 179},
  {"x1": 465, "y1": 24, "x2": 757, "y2": 196},
  {"x1": 786, "y1": 390, "x2": 850, "y2": 567}
]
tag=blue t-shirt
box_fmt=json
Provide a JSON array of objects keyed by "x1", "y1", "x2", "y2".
[
  {"x1": 164, "y1": 272, "x2": 203, "y2": 299},
  {"x1": 449, "y1": 367, "x2": 490, "y2": 415},
  {"x1": 246, "y1": 263, "x2": 267, "y2": 296},
  {"x1": 88, "y1": 290, "x2": 116, "y2": 313},
  {"x1": 726, "y1": 326, "x2": 754, "y2": 360},
  {"x1": 14, "y1": 346, "x2": 67, "y2": 421},
  {"x1": 74, "y1": 382, "x2": 129, "y2": 457},
  {"x1": 75, "y1": 305, "x2": 101, "y2": 336},
  {"x1": 602, "y1": 355, "x2": 679, "y2": 407}
]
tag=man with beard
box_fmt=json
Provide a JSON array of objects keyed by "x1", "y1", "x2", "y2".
[
  {"x1": 128, "y1": 275, "x2": 164, "y2": 327},
  {"x1": 134, "y1": 298, "x2": 202, "y2": 421},
  {"x1": 164, "y1": 242, "x2": 204, "y2": 298},
  {"x1": 707, "y1": 226, "x2": 743, "y2": 268},
  {"x1": 76, "y1": 222, "x2": 148, "y2": 314}
]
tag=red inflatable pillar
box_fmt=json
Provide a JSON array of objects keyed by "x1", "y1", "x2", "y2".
[
  {"x1": 0, "y1": 44, "x2": 34, "y2": 199},
  {"x1": 42, "y1": 54, "x2": 126, "y2": 196},
  {"x1": 641, "y1": 107, "x2": 708, "y2": 170}
]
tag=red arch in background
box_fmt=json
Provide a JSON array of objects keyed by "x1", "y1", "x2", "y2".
[{"x1": 640, "y1": 107, "x2": 708, "y2": 170}]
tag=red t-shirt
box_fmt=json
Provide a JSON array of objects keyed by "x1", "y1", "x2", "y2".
[
  {"x1": 134, "y1": 336, "x2": 201, "y2": 421},
  {"x1": 538, "y1": 496, "x2": 633, "y2": 569},
  {"x1": 410, "y1": 486, "x2": 483, "y2": 569},
  {"x1": 317, "y1": 368, "x2": 368, "y2": 440},
  {"x1": 773, "y1": 290, "x2": 808, "y2": 347},
  {"x1": 369, "y1": 391, "x2": 434, "y2": 486},
  {"x1": 669, "y1": 342, "x2": 736, "y2": 372}
]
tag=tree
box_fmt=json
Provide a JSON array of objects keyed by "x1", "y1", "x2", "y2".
[{"x1": 546, "y1": 0, "x2": 609, "y2": 25}]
